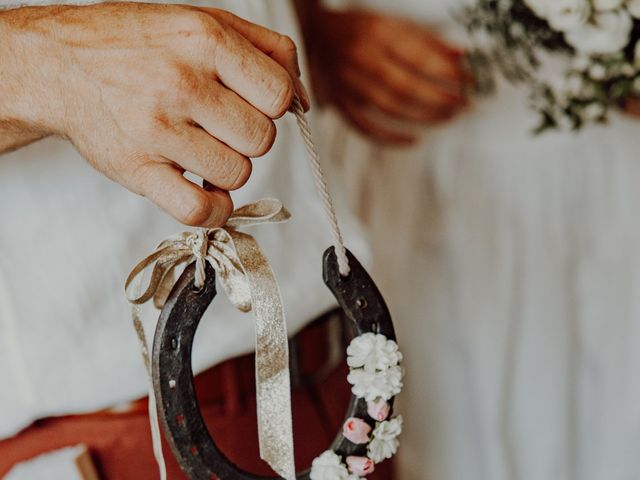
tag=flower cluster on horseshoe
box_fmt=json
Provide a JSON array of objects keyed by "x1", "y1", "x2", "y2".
[
  {"x1": 310, "y1": 415, "x2": 405, "y2": 479},
  {"x1": 346, "y1": 333, "x2": 404, "y2": 402},
  {"x1": 309, "y1": 333, "x2": 404, "y2": 480}
]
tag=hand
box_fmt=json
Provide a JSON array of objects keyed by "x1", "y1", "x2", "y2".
[
  {"x1": 306, "y1": 9, "x2": 472, "y2": 144},
  {"x1": 625, "y1": 97, "x2": 640, "y2": 117},
  {"x1": 0, "y1": 2, "x2": 309, "y2": 226}
]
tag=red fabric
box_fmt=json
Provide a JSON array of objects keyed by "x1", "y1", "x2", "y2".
[{"x1": 0, "y1": 322, "x2": 394, "y2": 479}]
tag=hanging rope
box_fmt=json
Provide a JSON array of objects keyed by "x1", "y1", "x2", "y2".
[{"x1": 290, "y1": 96, "x2": 351, "y2": 277}]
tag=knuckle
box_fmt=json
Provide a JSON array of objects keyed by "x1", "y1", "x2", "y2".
[
  {"x1": 147, "y1": 64, "x2": 195, "y2": 108},
  {"x1": 179, "y1": 190, "x2": 212, "y2": 226},
  {"x1": 175, "y1": 67, "x2": 201, "y2": 99},
  {"x1": 194, "y1": 13, "x2": 227, "y2": 47},
  {"x1": 143, "y1": 111, "x2": 178, "y2": 140},
  {"x1": 163, "y1": 64, "x2": 200, "y2": 103},
  {"x1": 177, "y1": 9, "x2": 226, "y2": 53},
  {"x1": 247, "y1": 119, "x2": 276, "y2": 157},
  {"x1": 181, "y1": 9, "x2": 215, "y2": 35},
  {"x1": 267, "y1": 75, "x2": 295, "y2": 118}
]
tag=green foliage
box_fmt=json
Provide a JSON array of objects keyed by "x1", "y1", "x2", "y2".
[{"x1": 461, "y1": 0, "x2": 640, "y2": 132}]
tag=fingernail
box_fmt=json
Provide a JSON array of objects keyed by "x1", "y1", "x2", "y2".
[
  {"x1": 297, "y1": 80, "x2": 311, "y2": 111},
  {"x1": 205, "y1": 191, "x2": 233, "y2": 227}
]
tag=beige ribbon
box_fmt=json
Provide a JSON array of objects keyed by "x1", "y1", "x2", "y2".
[{"x1": 125, "y1": 198, "x2": 296, "y2": 480}]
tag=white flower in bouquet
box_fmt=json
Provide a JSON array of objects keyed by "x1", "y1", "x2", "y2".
[
  {"x1": 571, "y1": 54, "x2": 591, "y2": 71},
  {"x1": 627, "y1": 0, "x2": 640, "y2": 18},
  {"x1": 619, "y1": 63, "x2": 636, "y2": 76},
  {"x1": 565, "y1": 10, "x2": 633, "y2": 54},
  {"x1": 546, "y1": 0, "x2": 590, "y2": 32},
  {"x1": 593, "y1": 0, "x2": 624, "y2": 10},
  {"x1": 634, "y1": 40, "x2": 640, "y2": 68},
  {"x1": 463, "y1": 0, "x2": 640, "y2": 131},
  {"x1": 368, "y1": 416, "x2": 403, "y2": 464},
  {"x1": 588, "y1": 63, "x2": 608, "y2": 80},
  {"x1": 564, "y1": 72, "x2": 585, "y2": 95},
  {"x1": 347, "y1": 333, "x2": 402, "y2": 372},
  {"x1": 523, "y1": 0, "x2": 549, "y2": 17},
  {"x1": 583, "y1": 102, "x2": 606, "y2": 120}
]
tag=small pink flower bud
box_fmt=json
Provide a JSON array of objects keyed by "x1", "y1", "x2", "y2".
[
  {"x1": 367, "y1": 398, "x2": 391, "y2": 422},
  {"x1": 346, "y1": 456, "x2": 375, "y2": 476},
  {"x1": 342, "y1": 417, "x2": 372, "y2": 444}
]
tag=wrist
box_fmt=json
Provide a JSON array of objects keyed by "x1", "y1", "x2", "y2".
[{"x1": 0, "y1": 7, "x2": 67, "y2": 137}]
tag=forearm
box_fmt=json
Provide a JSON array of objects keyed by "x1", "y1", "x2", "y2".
[{"x1": 0, "y1": 8, "x2": 59, "y2": 154}]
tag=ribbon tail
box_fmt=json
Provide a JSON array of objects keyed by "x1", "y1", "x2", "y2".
[{"x1": 230, "y1": 230, "x2": 296, "y2": 480}]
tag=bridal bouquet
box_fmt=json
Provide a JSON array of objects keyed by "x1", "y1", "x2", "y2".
[{"x1": 462, "y1": 0, "x2": 640, "y2": 132}]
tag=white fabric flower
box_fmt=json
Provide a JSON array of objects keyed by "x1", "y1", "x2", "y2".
[
  {"x1": 348, "y1": 365, "x2": 404, "y2": 401},
  {"x1": 546, "y1": 0, "x2": 590, "y2": 31},
  {"x1": 565, "y1": 10, "x2": 633, "y2": 54},
  {"x1": 524, "y1": 0, "x2": 549, "y2": 18},
  {"x1": 628, "y1": 0, "x2": 640, "y2": 18},
  {"x1": 593, "y1": 0, "x2": 624, "y2": 10},
  {"x1": 347, "y1": 333, "x2": 402, "y2": 372},
  {"x1": 368, "y1": 416, "x2": 403, "y2": 464},
  {"x1": 310, "y1": 451, "x2": 357, "y2": 480}
]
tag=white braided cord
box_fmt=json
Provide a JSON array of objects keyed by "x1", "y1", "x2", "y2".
[{"x1": 291, "y1": 96, "x2": 350, "y2": 276}]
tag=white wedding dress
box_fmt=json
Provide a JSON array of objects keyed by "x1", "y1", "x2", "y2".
[{"x1": 325, "y1": 1, "x2": 640, "y2": 479}]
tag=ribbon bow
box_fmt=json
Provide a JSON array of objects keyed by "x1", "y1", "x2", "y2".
[{"x1": 125, "y1": 198, "x2": 296, "y2": 480}]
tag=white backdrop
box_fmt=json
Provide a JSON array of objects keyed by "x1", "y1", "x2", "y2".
[{"x1": 323, "y1": 1, "x2": 640, "y2": 479}]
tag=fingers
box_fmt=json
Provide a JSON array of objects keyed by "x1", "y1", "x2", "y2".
[
  {"x1": 205, "y1": 8, "x2": 310, "y2": 110},
  {"x1": 134, "y1": 160, "x2": 234, "y2": 227},
  {"x1": 335, "y1": 96, "x2": 416, "y2": 145},
  {"x1": 379, "y1": 21, "x2": 468, "y2": 92},
  {"x1": 190, "y1": 82, "x2": 276, "y2": 157},
  {"x1": 625, "y1": 97, "x2": 640, "y2": 117},
  {"x1": 212, "y1": 28, "x2": 295, "y2": 119},
  {"x1": 339, "y1": 66, "x2": 457, "y2": 123},
  {"x1": 197, "y1": 9, "x2": 306, "y2": 118},
  {"x1": 160, "y1": 124, "x2": 253, "y2": 191}
]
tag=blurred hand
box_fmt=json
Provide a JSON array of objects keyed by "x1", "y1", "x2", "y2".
[
  {"x1": 624, "y1": 97, "x2": 640, "y2": 117},
  {"x1": 0, "y1": 3, "x2": 309, "y2": 227},
  {"x1": 308, "y1": 9, "x2": 472, "y2": 144}
]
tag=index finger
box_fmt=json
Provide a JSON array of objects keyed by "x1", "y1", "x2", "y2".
[
  {"x1": 379, "y1": 21, "x2": 469, "y2": 90},
  {"x1": 202, "y1": 8, "x2": 310, "y2": 110}
]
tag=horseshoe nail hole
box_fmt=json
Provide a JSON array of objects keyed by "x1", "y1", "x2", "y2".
[
  {"x1": 176, "y1": 414, "x2": 185, "y2": 425},
  {"x1": 356, "y1": 297, "x2": 368, "y2": 309},
  {"x1": 170, "y1": 337, "x2": 179, "y2": 350},
  {"x1": 169, "y1": 379, "x2": 176, "y2": 389},
  {"x1": 190, "y1": 446, "x2": 199, "y2": 456}
]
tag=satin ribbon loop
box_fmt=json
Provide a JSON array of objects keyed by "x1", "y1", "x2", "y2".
[{"x1": 125, "y1": 198, "x2": 296, "y2": 480}]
